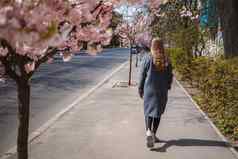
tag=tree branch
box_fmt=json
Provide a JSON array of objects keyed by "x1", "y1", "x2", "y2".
[
  {"x1": 0, "y1": 38, "x2": 15, "y2": 55},
  {"x1": 91, "y1": 1, "x2": 103, "y2": 14},
  {"x1": 80, "y1": 1, "x2": 104, "y2": 28},
  {"x1": 0, "y1": 38, "x2": 21, "y2": 81},
  {"x1": 27, "y1": 47, "x2": 58, "y2": 78},
  {"x1": 0, "y1": 56, "x2": 20, "y2": 81}
]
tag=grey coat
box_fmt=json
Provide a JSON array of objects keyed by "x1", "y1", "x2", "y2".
[{"x1": 138, "y1": 54, "x2": 173, "y2": 118}]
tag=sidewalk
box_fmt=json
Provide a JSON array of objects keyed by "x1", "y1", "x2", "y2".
[{"x1": 7, "y1": 62, "x2": 238, "y2": 159}]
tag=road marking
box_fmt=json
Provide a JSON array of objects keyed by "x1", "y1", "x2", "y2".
[
  {"x1": 0, "y1": 61, "x2": 128, "y2": 159},
  {"x1": 175, "y1": 78, "x2": 238, "y2": 159}
]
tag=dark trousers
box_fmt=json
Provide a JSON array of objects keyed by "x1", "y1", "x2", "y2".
[{"x1": 145, "y1": 116, "x2": 161, "y2": 134}]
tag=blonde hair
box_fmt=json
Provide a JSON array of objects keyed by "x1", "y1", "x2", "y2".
[
  {"x1": 151, "y1": 38, "x2": 165, "y2": 57},
  {"x1": 150, "y1": 38, "x2": 168, "y2": 71}
]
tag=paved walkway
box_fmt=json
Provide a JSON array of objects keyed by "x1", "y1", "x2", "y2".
[{"x1": 7, "y1": 62, "x2": 238, "y2": 159}]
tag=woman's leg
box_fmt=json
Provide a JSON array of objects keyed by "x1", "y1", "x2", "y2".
[
  {"x1": 145, "y1": 116, "x2": 154, "y2": 148},
  {"x1": 152, "y1": 116, "x2": 161, "y2": 134},
  {"x1": 145, "y1": 116, "x2": 153, "y2": 131}
]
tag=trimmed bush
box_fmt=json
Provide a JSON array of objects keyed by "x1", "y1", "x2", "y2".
[
  {"x1": 169, "y1": 48, "x2": 238, "y2": 141},
  {"x1": 167, "y1": 48, "x2": 193, "y2": 82},
  {"x1": 204, "y1": 58, "x2": 238, "y2": 140}
]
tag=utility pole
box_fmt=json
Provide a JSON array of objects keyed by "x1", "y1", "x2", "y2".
[{"x1": 128, "y1": 45, "x2": 132, "y2": 86}]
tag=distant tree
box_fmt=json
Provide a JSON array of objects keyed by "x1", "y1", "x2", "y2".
[
  {"x1": 148, "y1": 0, "x2": 238, "y2": 58},
  {"x1": 107, "y1": 11, "x2": 123, "y2": 47},
  {"x1": 149, "y1": 0, "x2": 202, "y2": 57}
]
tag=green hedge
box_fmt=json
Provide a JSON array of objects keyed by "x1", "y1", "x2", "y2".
[{"x1": 168, "y1": 48, "x2": 238, "y2": 141}]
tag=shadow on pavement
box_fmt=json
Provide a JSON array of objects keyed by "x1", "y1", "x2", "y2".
[{"x1": 150, "y1": 138, "x2": 231, "y2": 152}]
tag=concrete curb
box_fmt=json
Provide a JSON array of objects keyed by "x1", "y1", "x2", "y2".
[
  {"x1": 175, "y1": 78, "x2": 238, "y2": 159},
  {"x1": 0, "y1": 61, "x2": 128, "y2": 159}
]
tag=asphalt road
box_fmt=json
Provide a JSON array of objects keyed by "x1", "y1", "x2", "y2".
[{"x1": 0, "y1": 48, "x2": 129, "y2": 156}]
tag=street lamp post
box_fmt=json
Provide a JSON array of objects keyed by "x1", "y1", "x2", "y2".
[{"x1": 128, "y1": 46, "x2": 133, "y2": 86}]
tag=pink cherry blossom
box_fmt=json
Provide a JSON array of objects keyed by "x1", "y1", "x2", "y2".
[
  {"x1": 135, "y1": 31, "x2": 152, "y2": 47},
  {"x1": 0, "y1": 47, "x2": 8, "y2": 57},
  {"x1": 0, "y1": 0, "x2": 167, "y2": 77},
  {"x1": 47, "y1": 57, "x2": 54, "y2": 64},
  {"x1": 0, "y1": 2, "x2": 171, "y2": 159},
  {"x1": 24, "y1": 62, "x2": 35, "y2": 73},
  {"x1": 0, "y1": 0, "x2": 116, "y2": 78},
  {"x1": 62, "y1": 51, "x2": 73, "y2": 62},
  {"x1": 116, "y1": 11, "x2": 152, "y2": 47}
]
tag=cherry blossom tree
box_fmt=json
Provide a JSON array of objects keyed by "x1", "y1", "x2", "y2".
[
  {"x1": 116, "y1": 7, "x2": 152, "y2": 84},
  {"x1": 0, "y1": 1, "x2": 113, "y2": 159},
  {"x1": 116, "y1": 8, "x2": 152, "y2": 47},
  {"x1": 0, "y1": 0, "x2": 168, "y2": 158}
]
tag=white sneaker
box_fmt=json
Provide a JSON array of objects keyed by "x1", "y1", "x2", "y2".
[
  {"x1": 146, "y1": 130, "x2": 152, "y2": 136},
  {"x1": 146, "y1": 130, "x2": 154, "y2": 148}
]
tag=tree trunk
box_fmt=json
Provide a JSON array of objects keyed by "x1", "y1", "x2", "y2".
[
  {"x1": 218, "y1": 0, "x2": 238, "y2": 58},
  {"x1": 16, "y1": 79, "x2": 30, "y2": 159}
]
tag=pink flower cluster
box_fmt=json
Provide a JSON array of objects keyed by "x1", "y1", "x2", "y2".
[
  {"x1": 0, "y1": 47, "x2": 8, "y2": 57},
  {"x1": 0, "y1": 0, "x2": 167, "y2": 74},
  {"x1": 0, "y1": 0, "x2": 114, "y2": 73},
  {"x1": 116, "y1": 12, "x2": 152, "y2": 47}
]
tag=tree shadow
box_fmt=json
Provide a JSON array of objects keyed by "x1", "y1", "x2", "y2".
[{"x1": 150, "y1": 138, "x2": 231, "y2": 152}]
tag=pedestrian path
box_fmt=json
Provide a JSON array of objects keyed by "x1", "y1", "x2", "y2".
[{"x1": 7, "y1": 62, "x2": 238, "y2": 159}]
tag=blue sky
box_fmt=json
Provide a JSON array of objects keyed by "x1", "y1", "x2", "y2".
[{"x1": 114, "y1": 3, "x2": 146, "y2": 22}]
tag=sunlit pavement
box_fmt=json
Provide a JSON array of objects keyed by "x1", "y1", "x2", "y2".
[
  {"x1": 5, "y1": 58, "x2": 238, "y2": 159},
  {"x1": 0, "y1": 48, "x2": 129, "y2": 156}
]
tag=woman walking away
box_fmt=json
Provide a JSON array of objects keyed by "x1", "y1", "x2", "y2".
[{"x1": 138, "y1": 38, "x2": 173, "y2": 148}]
